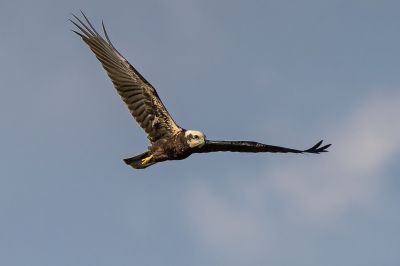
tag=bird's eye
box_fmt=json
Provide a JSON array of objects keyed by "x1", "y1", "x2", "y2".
[{"x1": 195, "y1": 135, "x2": 199, "y2": 139}]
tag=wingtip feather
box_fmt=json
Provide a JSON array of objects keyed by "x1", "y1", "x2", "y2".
[
  {"x1": 102, "y1": 20, "x2": 115, "y2": 48},
  {"x1": 80, "y1": 10, "x2": 100, "y2": 36},
  {"x1": 304, "y1": 140, "x2": 331, "y2": 154},
  {"x1": 70, "y1": 29, "x2": 84, "y2": 37}
]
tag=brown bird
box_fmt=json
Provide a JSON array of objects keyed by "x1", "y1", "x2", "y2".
[{"x1": 70, "y1": 12, "x2": 331, "y2": 169}]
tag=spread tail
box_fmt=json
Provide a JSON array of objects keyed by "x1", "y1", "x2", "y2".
[{"x1": 123, "y1": 152, "x2": 155, "y2": 169}]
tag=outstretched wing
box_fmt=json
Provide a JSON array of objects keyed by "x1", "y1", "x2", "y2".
[
  {"x1": 195, "y1": 140, "x2": 331, "y2": 154},
  {"x1": 70, "y1": 12, "x2": 181, "y2": 142}
]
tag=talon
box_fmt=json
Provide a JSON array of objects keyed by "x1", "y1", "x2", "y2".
[{"x1": 141, "y1": 155, "x2": 154, "y2": 165}]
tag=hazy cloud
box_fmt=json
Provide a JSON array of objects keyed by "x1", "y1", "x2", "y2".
[{"x1": 185, "y1": 90, "x2": 400, "y2": 261}]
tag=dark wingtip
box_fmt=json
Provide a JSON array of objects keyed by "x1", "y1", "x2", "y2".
[
  {"x1": 70, "y1": 29, "x2": 84, "y2": 37},
  {"x1": 69, "y1": 11, "x2": 98, "y2": 37},
  {"x1": 102, "y1": 19, "x2": 115, "y2": 48},
  {"x1": 304, "y1": 140, "x2": 331, "y2": 154},
  {"x1": 310, "y1": 140, "x2": 323, "y2": 150}
]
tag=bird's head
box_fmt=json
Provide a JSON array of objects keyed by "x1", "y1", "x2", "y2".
[{"x1": 185, "y1": 130, "x2": 206, "y2": 148}]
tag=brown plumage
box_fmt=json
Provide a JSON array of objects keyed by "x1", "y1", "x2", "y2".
[{"x1": 71, "y1": 12, "x2": 331, "y2": 169}]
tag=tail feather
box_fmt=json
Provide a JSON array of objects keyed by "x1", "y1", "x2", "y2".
[{"x1": 123, "y1": 152, "x2": 155, "y2": 169}]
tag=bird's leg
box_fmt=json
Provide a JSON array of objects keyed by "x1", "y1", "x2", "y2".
[{"x1": 141, "y1": 154, "x2": 154, "y2": 165}]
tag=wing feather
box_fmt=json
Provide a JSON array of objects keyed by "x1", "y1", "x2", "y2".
[
  {"x1": 71, "y1": 12, "x2": 181, "y2": 142},
  {"x1": 195, "y1": 140, "x2": 331, "y2": 154}
]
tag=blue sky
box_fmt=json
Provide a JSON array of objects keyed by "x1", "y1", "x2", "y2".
[{"x1": 1, "y1": 0, "x2": 400, "y2": 265}]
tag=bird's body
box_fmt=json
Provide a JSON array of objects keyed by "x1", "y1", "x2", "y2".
[
  {"x1": 150, "y1": 132, "x2": 190, "y2": 161},
  {"x1": 124, "y1": 130, "x2": 192, "y2": 169},
  {"x1": 71, "y1": 12, "x2": 331, "y2": 169}
]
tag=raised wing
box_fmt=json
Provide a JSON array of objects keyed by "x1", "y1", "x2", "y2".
[
  {"x1": 70, "y1": 12, "x2": 181, "y2": 142},
  {"x1": 195, "y1": 140, "x2": 331, "y2": 154}
]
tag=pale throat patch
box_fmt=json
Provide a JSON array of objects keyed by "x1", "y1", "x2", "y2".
[{"x1": 185, "y1": 130, "x2": 206, "y2": 148}]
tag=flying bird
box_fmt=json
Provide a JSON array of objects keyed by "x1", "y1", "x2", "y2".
[{"x1": 70, "y1": 12, "x2": 331, "y2": 169}]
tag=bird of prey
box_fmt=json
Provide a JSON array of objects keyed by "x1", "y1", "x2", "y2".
[{"x1": 70, "y1": 12, "x2": 331, "y2": 169}]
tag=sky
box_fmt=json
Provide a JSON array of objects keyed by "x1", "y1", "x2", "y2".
[{"x1": 1, "y1": 0, "x2": 400, "y2": 265}]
